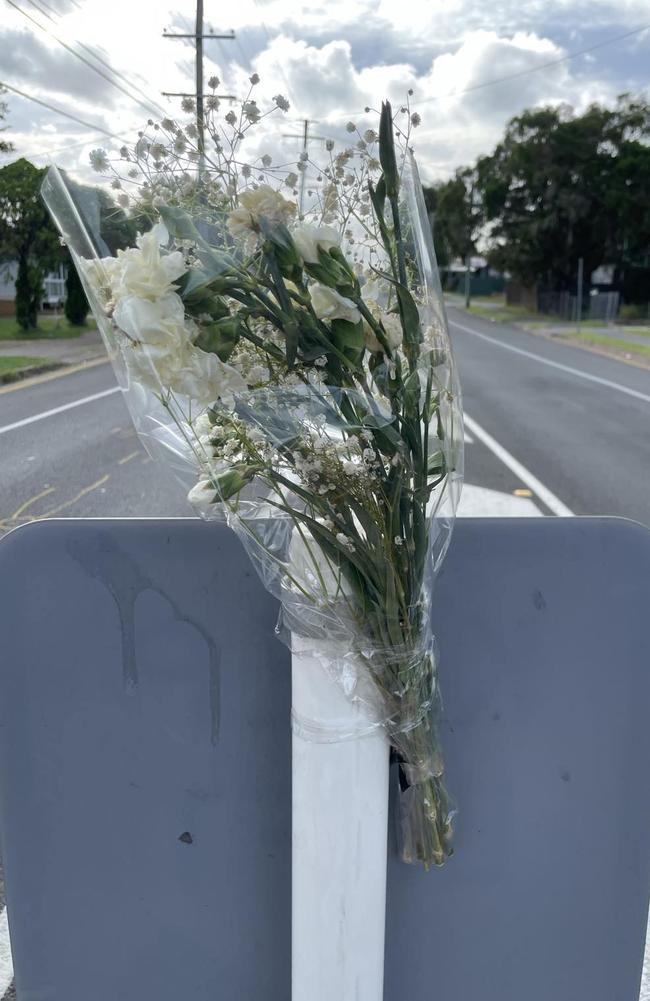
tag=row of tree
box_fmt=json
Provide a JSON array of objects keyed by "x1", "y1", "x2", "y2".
[
  {"x1": 424, "y1": 95, "x2": 650, "y2": 304},
  {"x1": 0, "y1": 88, "x2": 125, "y2": 330}
]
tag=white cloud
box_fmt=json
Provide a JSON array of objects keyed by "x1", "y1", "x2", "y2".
[{"x1": 0, "y1": 0, "x2": 646, "y2": 184}]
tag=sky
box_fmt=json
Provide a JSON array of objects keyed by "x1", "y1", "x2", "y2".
[{"x1": 0, "y1": 0, "x2": 648, "y2": 186}]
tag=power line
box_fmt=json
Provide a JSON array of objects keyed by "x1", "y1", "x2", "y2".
[
  {"x1": 22, "y1": 0, "x2": 168, "y2": 118},
  {"x1": 0, "y1": 81, "x2": 127, "y2": 140},
  {"x1": 0, "y1": 132, "x2": 108, "y2": 160},
  {"x1": 5, "y1": 0, "x2": 164, "y2": 118},
  {"x1": 412, "y1": 23, "x2": 650, "y2": 106}
]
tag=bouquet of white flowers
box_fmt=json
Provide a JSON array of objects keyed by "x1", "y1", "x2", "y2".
[{"x1": 43, "y1": 87, "x2": 463, "y2": 869}]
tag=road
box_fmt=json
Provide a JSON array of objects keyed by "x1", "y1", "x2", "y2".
[{"x1": 0, "y1": 305, "x2": 649, "y2": 999}]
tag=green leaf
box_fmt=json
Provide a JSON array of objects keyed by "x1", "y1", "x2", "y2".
[
  {"x1": 379, "y1": 101, "x2": 399, "y2": 199},
  {"x1": 368, "y1": 179, "x2": 392, "y2": 252},
  {"x1": 330, "y1": 318, "x2": 364, "y2": 365},
  {"x1": 211, "y1": 464, "x2": 258, "y2": 501},
  {"x1": 194, "y1": 316, "x2": 241, "y2": 361},
  {"x1": 394, "y1": 282, "x2": 422, "y2": 347},
  {"x1": 157, "y1": 204, "x2": 204, "y2": 243}
]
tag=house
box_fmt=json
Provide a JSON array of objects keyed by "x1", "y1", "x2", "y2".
[{"x1": 0, "y1": 261, "x2": 67, "y2": 316}]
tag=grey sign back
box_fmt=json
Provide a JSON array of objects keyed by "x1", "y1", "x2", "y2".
[{"x1": 0, "y1": 517, "x2": 649, "y2": 1000}]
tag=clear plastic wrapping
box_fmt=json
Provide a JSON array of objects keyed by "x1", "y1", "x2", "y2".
[{"x1": 42, "y1": 96, "x2": 463, "y2": 867}]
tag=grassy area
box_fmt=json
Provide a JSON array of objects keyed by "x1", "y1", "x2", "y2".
[
  {"x1": 467, "y1": 302, "x2": 533, "y2": 323},
  {"x1": 0, "y1": 355, "x2": 57, "y2": 379},
  {"x1": 567, "y1": 330, "x2": 650, "y2": 358},
  {"x1": 0, "y1": 315, "x2": 96, "y2": 341}
]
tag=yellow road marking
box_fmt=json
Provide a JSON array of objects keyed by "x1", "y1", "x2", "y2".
[
  {"x1": 10, "y1": 486, "x2": 56, "y2": 520},
  {"x1": 0, "y1": 357, "x2": 110, "y2": 396},
  {"x1": 118, "y1": 450, "x2": 140, "y2": 465},
  {"x1": 514, "y1": 488, "x2": 533, "y2": 498},
  {"x1": 40, "y1": 474, "x2": 110, "y2": 517}
]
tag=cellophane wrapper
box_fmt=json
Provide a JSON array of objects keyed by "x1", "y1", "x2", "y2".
[{"x1": 42, "y1": 107, "x2": 463, "y2": 867}]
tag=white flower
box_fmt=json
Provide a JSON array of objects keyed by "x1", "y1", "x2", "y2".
[
  {"x1": 227, "y1": 184, "x2": 297, "y2": 238},
  {"x1": 115, "y1": 224, "x2": 186, "y2": 300},
  {"x1": 225, "y1": 110, "x2": 237, "y2": 125},
  {"x1": 261, "y1": 154, "x2": 272, "y2": 167},
  {"x1": 285, "y1": 171, "x2": 298, "y2": 189},
  {"x1": 115, "y1": 295, "x2": 246, "y2": 406},
  {"x1": 274, "y1": 94, "x2": 290, "y2": 111},
  {"x1": 188, "y1": 479, "x2": 219, "y2": 516},
  {"x1": 80, "y1": 255, "x2": 124, "y2": 304},
  {"x1": 292, "y1": 224, "x2": 340, "y2": 264},
  {"x1": 410, "y1": 112, "x2": 421, "y2": 128},
  {"x1": 114, "y1": 292, "x2": 189, "y2": 346},
  {"x1": 181, "y1": 97, "x2": 195, "y2": 113},
  {"x1": 310, "y1": 284, "x2": 361, "y2": 325},
  {"x1": 89, "y1": 149, "x2": 109, "y2": 172},
  {"x1": 364, "y1": 311, "x2": 403, "y2": 353},
  {"x1": 208, "y1": 75, "x2": 220, "y2": 89},
  {"x1": 345, "y1": 121, "x2": 356, "y2": 133},
  {"x1": 325, "y1": 138, "x2": 335, "y2": 151},
  {"x1": 363, "y1": 129, "x2": 377, "y2": 143},
  {"x1": 242, "y1": 101, "x2": 260, "y2": 123}
]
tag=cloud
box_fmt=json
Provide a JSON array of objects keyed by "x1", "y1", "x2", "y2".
[{"x1": 0, "y1": 0, "x2": 646, "y2": 184}]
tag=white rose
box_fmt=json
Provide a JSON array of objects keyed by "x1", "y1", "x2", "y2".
[
  {"x1": 310, "y1": 283, "x2": 361, "y2": 324},
  {"x1": 227, "y1": 184, "x2": 297, "y2": 238},
  {"x1": 292, "y1": 224, "x2": 340, "y2": 264},
  {"x1": 79, "y1": 255, "x2": 124, "y2": 303},
  {"x1": 115, "y1": 223, "x2": 186, "y2": 300}
]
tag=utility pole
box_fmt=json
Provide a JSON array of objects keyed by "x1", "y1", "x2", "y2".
[
  {"x1": 464, "y1": 252, "x2": 471, "y2": 309},
  {"x1": 576, "y1": 256, "x2": 584, "y2": 335},
  {"x1": 282, "y1": 119, "x2": 327, "y2": 214},
  {"x1": 163, "y1": 5, "x2": 236, "y2": 180},
  {"x1": 195, "y1": 0, "x2": 204, "y2": 174}
]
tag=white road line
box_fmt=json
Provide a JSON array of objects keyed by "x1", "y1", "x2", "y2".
[
  {"x1": 0, "y1": 907, "x2": 13, "y2": 997},
  {"x1": 464, "y1": 412, "x2": 574, "y2": 517},
  {"x1": 450, "y1": 319, "x2": 650, "y2": 404},
  {"x1": 0, "y1": 386, "x2": 120, "y2": 436}
]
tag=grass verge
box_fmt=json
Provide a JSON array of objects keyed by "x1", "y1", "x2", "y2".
[
  {"x1": 0, "y1": 356, "x2": 61, "y2": 383},
  {"x1": 0, "y1": 315, "x2": 96, "y2": 341}
]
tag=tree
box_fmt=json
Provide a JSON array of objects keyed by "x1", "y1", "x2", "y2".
[
  {"x1": 476, "y1": 95, "x2": 650, "y2": 301},
  {"x1": 0, "y1": 159, "x2": 61, "y2": 330},
  {"x1": 424, "y1": 168, "x2": 483, "y2": 305},
  {"x1": 0, "y1": 87, "x2": 14, "y2": 155},
  {"x1": 64, "y1": 258, "x2": 89, "y2": 325}
]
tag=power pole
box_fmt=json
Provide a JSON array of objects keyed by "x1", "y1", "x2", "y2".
[
  {"x1": 163, "y1": 5, "x2": 236, "y2": 179},
  {"x1": 195, "y1": 0, "x2": 204, "y2": 174},
  {"x1": 282, "y1": 119, "x2": 327, "y2": 214}
]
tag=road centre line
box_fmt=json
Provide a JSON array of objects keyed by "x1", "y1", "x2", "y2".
[
  {"x1": 464, "y1": 413, "x2": 573, "y2": 517},
  {"x1": 0, "y1": 386, "x2": 120, "y2": 436},
  {"x1": 450, "y1": 319, "x2": 650, "y2": 404}
]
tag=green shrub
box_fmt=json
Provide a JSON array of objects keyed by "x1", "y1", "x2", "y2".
[{"x1": 64, "y1": 264, "x2": 89, "y2": 326}]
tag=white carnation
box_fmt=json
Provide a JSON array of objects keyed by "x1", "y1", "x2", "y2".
[
  {"x1": 227, "y1": 184, "x2": 297, "y2": 238},
  {"x1": 292, "y1": 224, "x2": 340, "y2": 264},
  {"x1": 310, "y1": 284, "x2": 361, "y2": 325},
  {"x1": 115, "y1": 223, "x2": 186, "y2": 301}
]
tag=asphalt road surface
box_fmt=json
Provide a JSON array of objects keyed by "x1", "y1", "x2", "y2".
[{"x1": 0, "y1": 305, "x2": 649, "y2": 999}]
